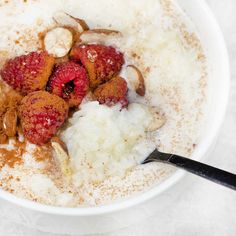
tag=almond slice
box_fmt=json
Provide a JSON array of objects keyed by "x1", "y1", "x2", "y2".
[
  {"x1": 43, "y1": 27, "x2": 73, "y2": 58},
  {"x1": 126, "y1": 65, "x2": 146, "y2": 96},
  {"x1": 51, "y1": 140, "x2": 72, "y2": 177},
  {"x1": 53, "y1": 11, "x2": 89, "y2": 33},
  {"x1": 3, "y1": 108, "x2": 17, "y2": 137},
  {"x1": 80, "y1": 29, "x2": 122, "y2": 44},
  {"x1": 146, "y1": 107, "x2": 166, "y2": 132},
  {"x1": 70, "y1": 15, "x2": 89, "y2": 32}
]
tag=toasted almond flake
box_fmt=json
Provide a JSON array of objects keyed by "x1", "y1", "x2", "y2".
[
  {"x1": 126, "y1": 65, "x2": 146, "y2": 96},
  {"x1": 53, "y1": 11, "x2": 89, "y2": 33},
  {"x1": 80, "y1": 29, "x2": 122, "y2": 44},
  {"x1": 146, "y1": 107, "x2": 166, "y2": 132},
  {"x1": 83, "y1": 29, "x2": 120, "y2": 35},
  {"x1": 51, "y1": 141, "x2": 72, "y2": 177},
  {"x1": 69, "y1": 15, "x2": 89, "y2": 32},
  {"x1": 3, "y1": 109, "x2": 17, "y2": 137}
]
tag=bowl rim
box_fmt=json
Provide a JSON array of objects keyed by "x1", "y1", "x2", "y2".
[{"x1": 0, "y1": 0, "x2": 230, "y2": 216}]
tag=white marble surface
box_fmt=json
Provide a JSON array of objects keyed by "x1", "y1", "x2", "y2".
[{"x1": 1, "y1": 0, "x2": 236, "y2": 235}]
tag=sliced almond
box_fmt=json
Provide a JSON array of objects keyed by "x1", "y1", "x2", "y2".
[
  {"x1": 51, "y1": 140, "x2": 72, "y2": 177},
  {"x1": 43, "y1": 27, "x2": 73, "y2": 58},
  {"x1": 3, "y1": 108, "x2": 17, "y2": 137},
  {"x1": 80, "y1": 29, "x2": 122, "y2": 44},
  {"x1": 51, "y1": 136, "x2": 68, "y2": 153},
  {"x1": 70, "y1": 15, "x2": 89, "y2": 32},
  {"x1": 53, "y1": 11, "x2": 89, "y2": 33},
  {"x1": 82, "y1": 29, "x2": 120, "y2": 35},
  {"x1": 126, "y1": 65, "x2": 146, "y2": 96},
  {"x1": 146, "y1": 107, "x2": 166, "y2": 132}
]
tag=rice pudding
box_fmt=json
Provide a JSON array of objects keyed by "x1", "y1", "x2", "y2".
[{"x1": 0, "y1": 0, "x2": 208, "y2": 207}]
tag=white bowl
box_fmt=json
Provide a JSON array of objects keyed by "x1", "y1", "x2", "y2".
[{"x1": 0, "y1": 0, "x2": 230, "y2": 234}]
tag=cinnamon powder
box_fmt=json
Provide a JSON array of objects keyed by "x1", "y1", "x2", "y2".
[
  {"x1": 33, "y1": 143, "x2": 53, "y2": 162},
  {"x1": 0, "y1": 139, "x2": 26, "y2": 168}
]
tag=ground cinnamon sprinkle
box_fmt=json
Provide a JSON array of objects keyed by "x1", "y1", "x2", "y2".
[
  {"x1": 0, "y1": 149, "x2": 21, "y2": 168},
  {"x1": 0, "y1": 139, "x2": 26, "y2": 168},
  {"x1": 33, "y1": 143, "x2": 53, "y2": 162}
]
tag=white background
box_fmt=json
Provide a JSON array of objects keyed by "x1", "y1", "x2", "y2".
[{"x1": 1, "y1": 0, "x2": 236, "y2": 235}]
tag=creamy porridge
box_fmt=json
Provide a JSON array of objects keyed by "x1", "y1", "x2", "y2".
[{"x1": 0, "y1": 0, "x2": 208, "y2": 207}]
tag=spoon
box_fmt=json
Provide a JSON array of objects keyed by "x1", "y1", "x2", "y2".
[{"x1": 142, "y1": 149, "x2": 236, "y2": 191}]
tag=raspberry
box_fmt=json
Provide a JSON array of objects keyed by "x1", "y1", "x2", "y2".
[
  {"x1": 19, "y1": 91, "x2": 69, "y2": 145},
  {"x1": 70, "y1": 44, "x2": 124, "y2": 89},
  {"x1": 94, "y1": 76, "x2": 128, "y2": 108},
  {"x1": 1, "y1": 51, "x2": 55, "y2": 95},
  {"x1": 47, "y1": 61, "x2": 89, "y2": 107}
]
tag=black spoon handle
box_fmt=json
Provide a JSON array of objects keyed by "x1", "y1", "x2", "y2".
[{"x1": 143, "y1": 150, "x2": 236, "y2": 191}]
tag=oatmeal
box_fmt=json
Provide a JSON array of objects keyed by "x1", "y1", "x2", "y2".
[{"x1": 0, "y1": 0, "x2": 208, "y2": 207}]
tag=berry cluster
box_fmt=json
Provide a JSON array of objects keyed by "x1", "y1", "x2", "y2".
[{"x1": 0, "y1": 42, "x2": 127, "y2": 145}]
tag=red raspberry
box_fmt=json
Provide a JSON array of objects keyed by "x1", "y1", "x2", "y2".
[
  {"x1": 94, "y1": 76, "x2": 128, "y2": 108},
  {"x1": 70, "y1": 44, "x2": 124, "y2": 89},
  {"x1": 1, "y1": 51, "x2": 55, "y2": 95},
  {"x1": 47, "y1": 61, "x2": 89, "y2": 107},
  {"x1": 19, "y1": 91, "x2": 69, "y2": 145}
]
